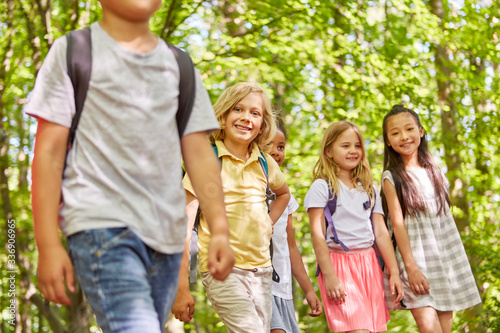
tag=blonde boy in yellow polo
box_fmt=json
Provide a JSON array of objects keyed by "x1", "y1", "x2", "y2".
[
  {"x1": 173, "y1": 83, "x2": 290, "y2": 333},
  {"x1": 188, "y1": 139, "x2": 285, "y2": 272}
]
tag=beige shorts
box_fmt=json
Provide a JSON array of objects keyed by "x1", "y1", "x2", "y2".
[{"x1": 201, "y1": 266, "x2": 273, "y2": 333}]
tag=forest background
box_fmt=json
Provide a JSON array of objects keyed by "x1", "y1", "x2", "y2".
[{"x1": 0, "y1": 0, "x2": 499, "y2": 332}]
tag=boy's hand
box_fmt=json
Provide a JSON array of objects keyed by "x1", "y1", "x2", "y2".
[
  {"x1": 171, "y1": 286, "x2": 195, "y2": 322},
  {"x1": 37, "y1": 244, "x2": 75, "y2": 305},
  {"x1": 207, "y1": 233, "x2": 235, "y2": 281},
  {"x1": 305, "y1": 290, "x2": 323, "y2": 317}
]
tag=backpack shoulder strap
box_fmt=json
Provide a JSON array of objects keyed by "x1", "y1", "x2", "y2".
[
  {"x1": 326, "y1": 189, "x2": 337, "y2": 216},
  {"x1": 66, "y1": 28, "x2": 92, "y2": 150},
  {"x1": 258, "y1": 151, "x2": 269, "y2": 175},
  {"x1": 257, "y1": 152, "x2": 276, "y2": 212},
  {"x1": 315, "y1": 189, "x2": 348, "y2": 277},
  {"x1": 212, "y1": 144, "x2": 219, "y2": 157},
  {"x1": 324, "y1": 190, "x2": 349, "y2": 251},
  {"x1": 65, "y1": 34, "x2": 196, "y2": 146},
  {"x1": 167, "y1": 44, "x2": 196, "y2": 138}
]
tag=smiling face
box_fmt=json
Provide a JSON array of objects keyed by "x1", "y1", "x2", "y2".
[
  {"x1": 385, "y1": 112, "x2": 424, "y2": 160},
  {"x1": 326, "y1": 127, "x2": 363, "y2": 174},
  {"x1": 223, "y1": 92, "x2": 264, "y2": 148},
  {"x1": 270, "y1": 129, "x2": 286, "y2": 167}
]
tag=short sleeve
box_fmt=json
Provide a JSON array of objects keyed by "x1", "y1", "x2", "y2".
[
  {"x1": 381, "y1": 170, "x2": 395, "y2": 190},
  {"x1": 304, "y1": 179, "x2": 329, "y2": 211},
  {"x1": 24, "y1": 36, "x2": 76, "y2": 127},
  {"x1": 266, "y1": 155, "x2": 285, "y2": 190},
  {"x1": 287, "y1": 194, "x2": 299, "y2": 215}
]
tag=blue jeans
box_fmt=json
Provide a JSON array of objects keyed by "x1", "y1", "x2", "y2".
[{"x1": 68, "y1": 228, "x2": 182, "y2": 333}]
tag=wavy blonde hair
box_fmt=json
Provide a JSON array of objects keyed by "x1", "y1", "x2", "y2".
[
  {"x1": 210, "y1": 82, "x2": 276, "y2": 153},
  {"x1": 312, "y1": 121, "x2": 375, "y2": 205}
]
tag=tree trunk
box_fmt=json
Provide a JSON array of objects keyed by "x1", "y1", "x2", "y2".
[
  {"x1": 469, "y1": 55, "x2": 489, "y2": 197},
  {"x1": 429, "y1": 2, "x2": 485, "y2": 331},
  {"x1": 217, "y1": 1, "x2": 248, "y2": 38},
  {"x1": 428, "y1": 0, "x2": 469, "y2": 232}
]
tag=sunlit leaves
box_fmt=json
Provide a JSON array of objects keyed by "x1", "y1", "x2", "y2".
[{"x1": 1, "y1": 0, "x2": 499, "y2": 331}]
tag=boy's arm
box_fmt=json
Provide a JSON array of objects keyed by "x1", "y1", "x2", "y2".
[
  {"x1": 181, "y1": 132, "x2": 234, "y2": 280},
  {"x1": 286, "y1": 214, "x2": 322, "y2": 317},
  {"x1": 268, "y1": 183, "x2": 290, "y2": 224},
  {"x1": 32, "y1": 118, "x2": 75, "y2": 305},
  {"x1": 172, "y1": 191, "x2": 198, "y2": 322}
]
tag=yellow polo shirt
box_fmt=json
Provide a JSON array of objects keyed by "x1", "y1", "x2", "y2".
[{"x1": 183, "y1": 140, "x2": 285, "y2": 271}]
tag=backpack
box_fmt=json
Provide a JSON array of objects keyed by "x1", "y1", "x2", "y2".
[
  {"x1": 314, "y1": 187, "x2": 384, "y2": 277},
  {"x1": 188, "y1": 145, "x2": 279, "y2": 283},
  {"x1": 65, "y1": 28, "x2": 196, "y2": 155}
]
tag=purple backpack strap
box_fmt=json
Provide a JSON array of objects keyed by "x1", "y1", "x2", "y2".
[
  {"x1": 315, "y1": 190, "x2": 349, "y2": 277},
  {"x1": 315, "y1": 188, "x2": 379, "y2": 277},
  {"x1": 325, "y1": 193, "x2": 350, "y2": 252}
]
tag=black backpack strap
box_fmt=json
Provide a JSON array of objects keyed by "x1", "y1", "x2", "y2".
[
  {"x1": 66, "y1": 34, "x2": 195, "y2": 155},
  {"x1": 257, "y1": 152, "x2": 276, "y2": 213},
  {"x1": 167, "y1": 44, "x2": 196, "y2": 138},
  {"x1": 66, "y1": 28, "x2": 92, "y2": 150}
]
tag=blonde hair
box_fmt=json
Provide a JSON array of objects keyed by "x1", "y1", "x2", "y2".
[
  {"x1": 312, "y1": 121, "x2": 375, "y2": 205},
  {"x1": 210, "y1": 82, "x2": 276, "y2": 152}
]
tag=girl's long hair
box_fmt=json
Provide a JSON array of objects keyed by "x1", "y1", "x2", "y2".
[
  {"x1": 210, "y1": 82, "x2": 276, "y2": 153},
  {"x1": 312, "y1": 121, "x2": 375, "y2": 205},
  {"x1": 381, "y1": 104, "x2": 450, "y2": 217}
]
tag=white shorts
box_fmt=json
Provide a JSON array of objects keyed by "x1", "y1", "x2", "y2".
[{"x1": 201, "y1": 266, "x2": 273, "y2": 333}]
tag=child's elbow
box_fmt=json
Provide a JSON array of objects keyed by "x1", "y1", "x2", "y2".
[{"x1": 281, "y1": 190, "x2": 291, "y2": 201}]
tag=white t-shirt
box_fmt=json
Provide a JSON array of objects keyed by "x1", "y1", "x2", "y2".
[
  {"x1": 271, "y1": 194, "x2": 299, "y2": 300},
  {"x1": 304, "y1": 179, "x2": 384, "y2": 250},
  {"x1": 25, "y1": 22, "x2": 219, "y2": 254}
]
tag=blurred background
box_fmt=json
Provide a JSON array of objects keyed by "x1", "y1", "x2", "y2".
[{"x1": 0, "y1": 0, "x2": 498, "y2": 332}]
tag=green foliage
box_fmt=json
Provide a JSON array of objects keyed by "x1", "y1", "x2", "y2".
[
  {"x1": 1, "y1": 0, "x2": 499, "y2": 331},
  {"x1": 387, "y1": 311, "x2": 419, "y2": 332}
]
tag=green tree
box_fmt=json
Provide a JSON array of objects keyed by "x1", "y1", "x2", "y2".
[{"x1": 1, "y1": 0, "x2": 498, "y2": 332}]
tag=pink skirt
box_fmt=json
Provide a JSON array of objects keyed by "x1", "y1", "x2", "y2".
[{"x1": 317, "y1": 247, "x2": 390, "y2": 332}]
